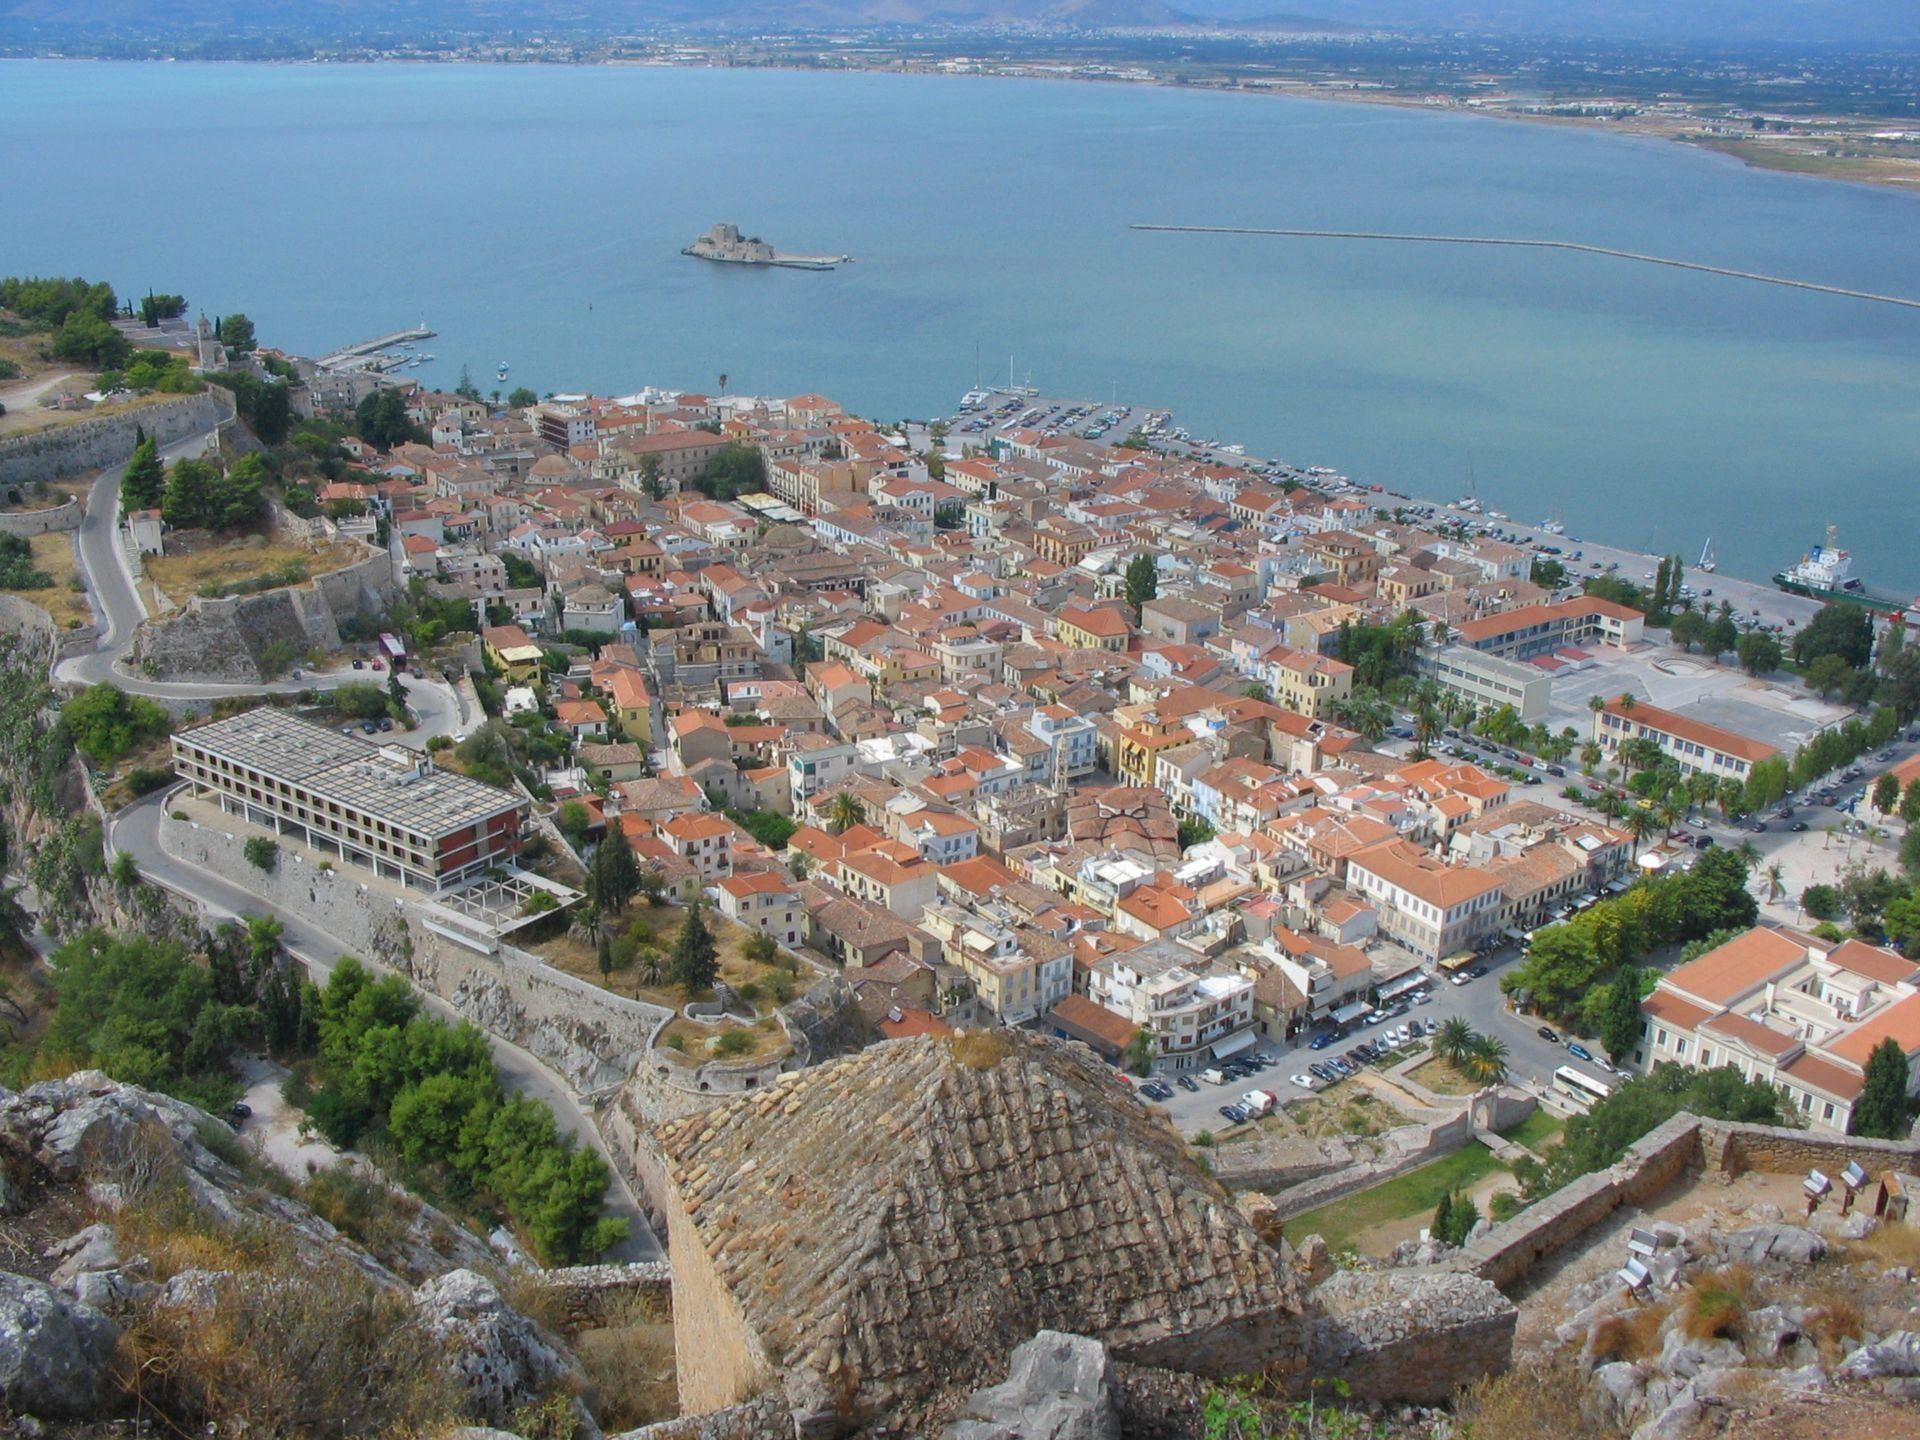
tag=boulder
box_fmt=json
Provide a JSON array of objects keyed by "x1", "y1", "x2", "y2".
[
  {"x1": 1745, "y1": 1202, "x2": 1785, "y2": 1224},
  {"x1": 945, "y1": 1331, "x2": 1120, "y2": 1440},
  {"x1": 1655, "y1": 1329, "x2": 1742, "y2": 1380},
  {"x1": 1837, "y1": 1212, "x2": 1879, "y2": 1242},
  {"x1": 1838, "y1": 1331, "x2": 1920, "y2": 1380},
  {"x1": 1590, "y1": 1361, "x2": 1647, "y2": 1425},
  {"x1": 414, "y1": 1269, "x2": 583, "y2": 1426},
  {"x1": 1631, "y1": 1394, "x2": 1703, "y2": 1440},
  {"x1": 47, "y1": 1224, "x2": 120, "y2": 1289},
  {"x1": 1716, "y1": 1224, "x2": 1826, "y2": 1269},
  {"x1": 1650, "y1": 1222, "x2": 1687, "y2": 1249},
  {"x1": 1293, "y1": 1233, "x2": 1335, "y2": 1287},
  {"x1": 0, "y1": 1270, "x2": 119, "y2": 1418},
  {"x1": 1742, "y1": 1304, "x2": 1807, "y2": 1361}
]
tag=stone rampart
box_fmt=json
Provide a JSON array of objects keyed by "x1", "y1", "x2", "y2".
[
  {"x1": 134, "y1": 546, "x2": 393, "y2": 682},
  {"x1": 0, "y1": 497, "x2": 81, "y2": 537},
  {"x1": 606, "y1": 1392, "x2": 793, "y2": 1440},
  {"x1": 156, "y1": 808, "x2": 673, "y2": 1094},
  {"x1": 0, "y1": 390, "x2": 231, "y2": 487},
  {"x1": 1701, "y1": 1119, "x2": 1920, "y2": 1179},
  {"x1": 1448, "y1": 1113, "x2": 1704, "y2": 1290},
  {"x1": 0, "y1": 590, "x2": 58, "y2": 644}
]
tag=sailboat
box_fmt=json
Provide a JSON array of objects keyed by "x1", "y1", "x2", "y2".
[{"x1": 1698, "y1": 539, "x2": 1717, "y2": 574}]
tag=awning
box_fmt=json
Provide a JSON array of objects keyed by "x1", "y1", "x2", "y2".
[
  {"x1": 1211, "y1": 1029, "x2": 1258, "y2": 1060},
  {"x1": 1331, "y1": 1000, "x2": 1373, "y2": 1025},
  {"x1": 1376, "y1": 973, "x2": 1427, "y2": 1002},
  {"x1": 1502, "y1": 927, "x2": 1528, "y2": 942}
]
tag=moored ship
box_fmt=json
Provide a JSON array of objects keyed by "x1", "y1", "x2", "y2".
[{"x1": 1773, "y1": 526, "x2": 1910, "y2": 615}]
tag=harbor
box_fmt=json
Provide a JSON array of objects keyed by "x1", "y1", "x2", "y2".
[{"x1": 316, "y1": 325, "x2": 437, "y2": 374}]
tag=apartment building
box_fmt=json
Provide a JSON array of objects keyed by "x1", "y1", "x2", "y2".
[
  {"x1": 1417, "y1": 644, "x2": 1552, "y2": 726},
  {"x1": 1636, "y1": 927, "x2": 1920, "y2": 1134},
  {"x1": 1081, "y1": 935, "x2": 1257, "y2": 1073},
  {"x1": 712, "y1": 871, "x2": 803, "y2": 950},
  {"x1": 171, "y1": 709, "x2": 526, "y2": 893}
]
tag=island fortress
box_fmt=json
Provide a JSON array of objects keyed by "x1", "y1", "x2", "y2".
[{"x1": 682, "y1": 221, "x2": 850, "y2": 270}]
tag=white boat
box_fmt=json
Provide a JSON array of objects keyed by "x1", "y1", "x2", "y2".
[
  {"x1": 1540, "y1": 518, "x2": 1565, "y2": 534},
  {"x1": 1697, "y1": 538, "x2": 1717, "y2": 574},
  {"x1": 496, "y1": 361, "x2": 510, "y2": 381}
]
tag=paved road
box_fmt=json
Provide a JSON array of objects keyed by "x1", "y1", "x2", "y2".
[
  {"x1": 110, "y1": 790, "x2": 661, "y2": 1263},
  {"x1": 51, "y1": 421, "x2": 468, "y2": 747}
]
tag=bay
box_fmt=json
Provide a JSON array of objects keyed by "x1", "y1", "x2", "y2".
[{"x1": 2, "y1": 60, "x2": 1916, "y2": 589}]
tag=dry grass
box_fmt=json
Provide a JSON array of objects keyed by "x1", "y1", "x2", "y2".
[
  {"x1": 1798, "y1": 1281, "x2": 1866, "y2": 1362},
  {"x1": 1293, "y1": 1091, "x2": 1409, "y2": 1141},
  {"x1": 658, "y1": 1013, "x2": 790, "y2": 1067},
  {"x1": 952, "y1": 1030, "x2": 1014, "y2": 1071},
  {"x1": 535, "y1": 902, "x2": 797, "y2": 1012},
  {"x1": 1453, "y1": 1350, "x2": 1617, "y2": 1440},
  {"x1": 115, "y1": 1254, "x2": 465, "y2": 1438},
  {"x1": 1406, "y1": 1055, "x2": 1482, "y2": 1096},
  {"x1": 1681, "y1": 1263, "x2": 1757, "y2": 1342},
  {"x1": 5, "y1": 531, "x2": 95, "y2": 631},
  {"x1": 1589, "y1": 1302, "x2": 1670, "y2": 1363},
  {"x1": 571, "y1": 1293, "x2": 678, "y2": 1432},
  {"x1": 145, "y1": 533, "x2": 365, "y2": 602},
  {"x1": 1851, "y1": 1219, "x2": 1920, "y2": 1269},
  {"x1": 0, "y1": 385, "x2": 174, "y2": 438}
]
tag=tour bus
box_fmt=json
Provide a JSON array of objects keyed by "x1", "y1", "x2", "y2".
[
  {"x1": 1553, "y1": 1066, "x2": 1613, "y2": 1113},
  {"x1": 1439, "y1": 951, "x2": 1477, "y2": 976},
  {"x1": 378, "y1": 631, "x2": 408, "y2": 670}
]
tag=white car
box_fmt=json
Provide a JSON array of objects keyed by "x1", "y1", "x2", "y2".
[
  {"x1": 1395, "y1": 1024, "x2": 1412, "y2": 1044},
  {"x1": 1290, "y1": 1073, "x2": 1318, "y2": 1091},
  {"x1": 1413, "y1": 991, "x2": 1433, "y2": 1005}
]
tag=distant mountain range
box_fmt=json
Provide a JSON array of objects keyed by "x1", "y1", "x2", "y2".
[{"x1": 3, "y1": 0, "x2": 1915, "y2": 45}]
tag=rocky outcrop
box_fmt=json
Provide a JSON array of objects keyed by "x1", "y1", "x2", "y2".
[
  {"x1": 1840, "y1": 1332, "x2": 1920, "y2": 1380},
  {"x1": 1715, "y1": 1223, "x2": 1827, "y2": 1269},
  {"x1": 945, "y1": 1331, "x2": 1121, "y2": 1440},
  {"x1": 0, "y1": 1271, "x2": 119, "y2": 1418},
  {"x1": 414, "y1": 1269, "x2": 588, "y2": 1427}
]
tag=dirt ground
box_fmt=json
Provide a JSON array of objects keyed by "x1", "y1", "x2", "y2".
[
  {"x1": 5, "y1": 532, "x2": 94, "y2": 631},
  {"x1": 145, "y1": 533, "x2": 367, "y2": 602}
]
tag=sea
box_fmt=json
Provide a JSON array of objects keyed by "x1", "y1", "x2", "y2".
[{"x1": 2, "y1": 60, "x2": 1917, "y2": 590}]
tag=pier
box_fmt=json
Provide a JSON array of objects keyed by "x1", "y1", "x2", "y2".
[
  {"x1": 1131, "y1": 225, "x2": 1920, "y2": 312},
  {"x1": 317, "y1": 325, "x2": 437, "y2": 371}
]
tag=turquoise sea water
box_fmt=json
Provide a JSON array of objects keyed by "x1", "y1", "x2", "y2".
[{"x1": 2, "y1": 61, "x2": 1916, "y2": 589}]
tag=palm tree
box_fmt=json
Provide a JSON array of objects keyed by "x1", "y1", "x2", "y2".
[
  {"x1": 1624, "y1": 807, "x2": 1658, "y2": 858},
  {"x1": 1764, "y1": 863, "x2": 1786, "y2": 904},
  {"x1": 717, "y1": 372, "x2": 729, "y2": 395},
  {"x1": 827, "y1": 790, "x2": 867, "y2": 835},
  {"x1": 1435, "y1": 1017, "x2": 1475, "y2": 1068},
  {"x1": 1654, "y1": 795, "x2": 1684, "y2": 837},
  {"x1": 1462, "y1": 1033, "x2": 1510, "y2": 1084}
]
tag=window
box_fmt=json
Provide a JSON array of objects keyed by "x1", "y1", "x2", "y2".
[{"x1": 1822, "y1": 1102, "x2": 1835, "y2": 1122}]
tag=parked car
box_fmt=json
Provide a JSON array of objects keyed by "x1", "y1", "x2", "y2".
[
  {"x1": 1467, "y1": 965, "x2": 1489, "y2": 979},
  {"x1": 1176, "y1": 1074, "x2": 1199, "y2": 1093},
  {"x1": 1791, "y1": 821, "x2": 1810, "y2": 832},
  {"x1": 1309, "y1": 1032, "x2": 1337, "y2": 1050},
  {"x1": 352, "y1": 658, "x2": 365, "y2": 669},
  {"x1": 1568, "y1": 1042, "x2": 1595, "y2": 1062},
  {"x1": 1290, "y1": 1073, "x2": 1317, "y2": 1091},
  {"x1": 1537, "y1": 1026, "x2": 1559, "y2": 1042}
]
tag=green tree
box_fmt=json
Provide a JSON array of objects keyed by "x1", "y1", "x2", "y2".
[
  {"x1": 1875, "y1": 773, "x2": 1902, "y2": 814},
  {"x1": 244, "y1": 836, "x2": 279, "y2": 871},
  {"x1": 1461, "y1": 1033, "x2": 1509, "y2": 1084},
  {"x1": 827, "y1": 791, "x2": 866, "y2": 835},
  {"x1": 592, "y1": 833, "x2": 641, "y2": 912},
  {"x1": 1705, "y1": 608, "x2": 1739, "y2": 660},
  {"x1": 1736, "y1": 631, "x2": 1784, "y2": 677},
  {"x1": 1668, "y1": 609, "x2": 1708, "y2": 652},
  {"x1": 691, "y1": 442, "x2": 764, "y2": 502},
  {"x1": 1803, "y1": 653, "x2": 1855, "y2": 700},
  {"x1": 1901, "y1": 780, "x2": 1920, "y2": 827},
  {"x1": 61, "y1": 683, "x2": 170, "y2": 764},
  {"x1": 1434, "y1": 1017, "x2": 1475, "y2": 1067},
  {"x1": 1848, "y1": 1038, "x2": 1911, "y2": 1140},
  {"x1": 506, "y1": 386, "x2": 538, "y2": 408},
  {"x1": 1123, "y1": 1028, "x2": 1155, "y2": 1078},
  {"x1": 216, "y1": 313, "x2": 256, "y2": 352},
  {"x1": 1801, "y1": 883, "x2": 1842, "y2": 921},
  {"x1": 556, "y1": 801, "x2": 591, "y2": 850},
  {"x1": 1792, "y1": 604, "x2": 1874, "y2": 670},
  {"x1": 120, "y1": 435, "x2": 166, "y2": 512},
  {"x1": 51, "y1": 311, "x2": 129, "y2": 368},
  {"x1": 1431, "y1": 1189, "x2": 1454, "y2": 1244},
  {"x1": 670, "y1": 903, "x2": 719, "y2": 995},
  {"x1": 1123, "y1": 554, "x2": 1158, "y2": 619},
  {"x1": 354, "y1": 387, "x2": 418, "y2": 449},
  {"x1": 1599, "y1": 965, "x2": 1644, "y2": 1064}
]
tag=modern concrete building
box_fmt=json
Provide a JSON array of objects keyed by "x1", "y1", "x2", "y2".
[
  {"x1": 171, "y1": 709, "x2": 526, "y2": 892},
  {"x1": 1417, "y1": 644, "x2": 1552, "y2": 725}
]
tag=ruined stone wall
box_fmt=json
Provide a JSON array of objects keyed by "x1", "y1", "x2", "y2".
[
  {"x1": 1702, "y1": 1120, "x2": 1920, "y2": 1179},
  {"x1": 1448, "y1": 1114, "x2": 1704, "y2": 1291},
  {"x1": 0, "y1": 390, "x2": 231, "y2": 487},
  {"x1": 607, "y1": 1392, "x2": 793, "y2": 1440},
  {"x1": 523, "y1": 1261, "x2": 672, "y2": 1331},
  {"x1": 664, "y1": 1179, "x2": 779, "y2": 1420},
  {"x1": 0, "y1": 498, "x2": 81, "y2": 537},
  {"x1": 1300, "y1": 1269, "x2": 1516, "y2": 1405},
  {"x1": 0, "y1": 590, "x2": 58, "y2": 644},
  {"x1": 1268, "y1": 1112, "x2": 1474, "y2": 1220}
]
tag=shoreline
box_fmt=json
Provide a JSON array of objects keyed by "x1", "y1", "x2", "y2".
[{"x1": 7, "y1": 51, "x2": 1915, "y2": 197}]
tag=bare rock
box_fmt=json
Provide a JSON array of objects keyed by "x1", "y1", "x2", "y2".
[
  {"x1": 945, "y1": 1331, "x2": 1119, "y2": 1440},
  {"x1": 1631, "y1": 1393, "x2": 1703, "y2": 1440},
  {"x1": 1837, "y1": 1212, "x2": 1880, "y2": 1242},
  {"x1": 1716, "y1": 1224, "x2": 1826, "y2": 1270},
  {"x1": 47, "y1": 1224, "x2": 120, "y2": 1288},
  {"x1": 1591, "y1": 1360, "x2": 1647, "y2": 1425},
  {"x1": 0, "y1": 1270, "x2": 119, "y2": 1418},
  {"x1": 1293, "y1": 1233, "x2": 1334, "y2": 1287},
  {"x1": 1655, "y1": 1330, "x2": 1742, "y2": 1379},
  {"x1": 414, "y1": 1268, "x2": 584, "y2": 1426},
  {"x1": 1838, "y1": 1331, "x2": 1920, "y2": 1380},
  {"x1": 1745, "y1": 1202, "x2": 1785, "y2": 1224}
]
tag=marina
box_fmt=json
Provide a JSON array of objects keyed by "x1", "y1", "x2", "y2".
[{"x1": 315, "y1": 324, "x2": 436, "y2": 372}]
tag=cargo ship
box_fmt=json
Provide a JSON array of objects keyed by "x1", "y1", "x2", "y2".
[{"x1": 1773, "y1": 526, "x2": 1912, "y2": 616}]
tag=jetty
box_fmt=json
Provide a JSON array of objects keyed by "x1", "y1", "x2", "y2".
[
  {"x1": 317, "y1": 325, "x2": 436, "y2": 371},
  {"x1": 683, "y1": 222, "x2": 849, "y2": 271},
  {"x1": 1131, "y1": 225, "x2": 1920, "y2": 312}
]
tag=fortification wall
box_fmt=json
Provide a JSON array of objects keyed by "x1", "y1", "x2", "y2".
[
  {"x1": 1702, "y1": 1119, "x2": 1920, "y2": 1178},
  {"x1": 0, "y1": 498, "x2": 81, "y2": 537},
  {"x1": 523, "y1": 1262, "x2": 672, "y2": 1331},
  {"x1": 0, "y1": 591, "x2": 58, "y2": 644},
  {"x1": 0, "y1": 390, "x2": 231, "y2": 487},
  {"x1": 156, "y1": 808, "x2": 673, "y2": 1094},
  {"x1": 1269, "y1": 1112, "x2": 1474, "y2": 1220},
  {"x1": 133, "y1": 546, "x2": 393, "y2": 682},
  {"x1": 607, "y1": 1393, "x2": 792, "y2": 1440},
  {"x1": 1300, "y1": 1269, "x2": 1516, "y2": 1405}
]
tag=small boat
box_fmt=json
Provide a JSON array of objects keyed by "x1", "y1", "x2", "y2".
[
  {"x1": 1697, "y1": 538, "x2": 1717, "y2": 574},
  {"x1": 496, "y1": 361, "x2": 510, "y2": 381}
]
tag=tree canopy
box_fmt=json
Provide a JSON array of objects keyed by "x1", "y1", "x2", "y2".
[
  {"x1": 355, "y1": 387, "x2": 420, "y2": 450},
  {"x1": 121, "y1": 435, "x2": 166, "y2": 512},
  {"x1": 162, "y1": 453, "x2": 266, "y2": 531},
  {"x1": 62, "y1": 683, "x2": 171, "y2": 764}
]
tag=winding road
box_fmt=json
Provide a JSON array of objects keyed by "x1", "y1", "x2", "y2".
[{"x1": 41, "y1": 421, "x2": 655, "y2": 1257}]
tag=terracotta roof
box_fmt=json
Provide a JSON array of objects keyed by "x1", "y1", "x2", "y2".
[
  {"x1": 1349, "y1": 840, "x2": 1503, "y2": 910},
  {"x1": 1822, "y1": 991, "x2": 1920, "y2": 1068},
  {"x1": 1822, "y1": 939, "x2": 1920, "y2": 988},
  {"x1": 1779, "y1": 1051, "x2": 1865, "y2": 1102},
  {"x1": 1641, "y1": 989, "x2": 1717, "y2": 1035},
  {"x1": 1662, "y1": 927, "x2": 1806, "y2": 1008},
  {"x1": 1599, "y1": 699, "x2": 1778, "y2": 765},
  {"x1": 1700, "y1": 1011, "x2": 1800, "y2": 1058},
  {"x1": 1048, "y1": 994, "x2": 1141, "y2": 1052}
]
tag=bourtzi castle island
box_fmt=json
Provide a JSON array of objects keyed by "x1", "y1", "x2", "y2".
[{"x1": 682, "y1": 221, "x2": 851, "y2": 270}]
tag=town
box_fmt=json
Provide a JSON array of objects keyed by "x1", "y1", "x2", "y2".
[{"x1": 2, "y1": 283, "x2": 1920, "y2": 1439}]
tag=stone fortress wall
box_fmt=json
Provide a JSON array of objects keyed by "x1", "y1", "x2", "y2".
[
  {"x1": 0, "y1": 497, "x2": 81, "y2": 537},
  {"x1": 0, "y1": 389, "x2": 232, "y2": 488}
]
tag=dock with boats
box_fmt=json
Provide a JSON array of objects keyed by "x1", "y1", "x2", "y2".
[{"x1": 317, "y1": 325, "x2": 437, "y2": 373}]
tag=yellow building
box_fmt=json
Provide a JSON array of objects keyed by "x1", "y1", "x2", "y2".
[
  {"x1": 482, "y1": 624, "x2": 544, "y2": 684},
  {"x1": 1056, "y1": 604, "x2": 1131, "y2": 652}
]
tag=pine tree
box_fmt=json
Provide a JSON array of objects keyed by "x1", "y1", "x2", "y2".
[
  {"x1": 1600, "y1": 966, "x2": 1644, "y2": 1064},
  {"x1": 670, "y1": 902, "x2": 719, "y2": 996},
  {"x1": 1850, "y1": 1037, "x2": 1912, "y2": 1139},
  {"x1": 594, "y1": 834, "x2": 641, "y2": 912},
  {"x1": 121, "y1": 435, "x2": 166, "y2": 512}
]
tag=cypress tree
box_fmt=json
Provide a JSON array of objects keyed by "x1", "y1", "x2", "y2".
[
  {"x1": 1431, "y1": 1190, "x2": 1454, "y2": 1244},
  {"x1": 121, "y1": 435, "x2": 166, "y2": 512},
  {"x1": 1850, "y1": 1037, "x2": 1912, "y2": 1140},
  {"x1": 670, "y1": 902, "x2": 719, "y2": 996}
]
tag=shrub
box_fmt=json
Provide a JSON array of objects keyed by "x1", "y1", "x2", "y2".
[
  {"x1": 711, "y1": 1029, "x2": 752, "y2": 1058},
  {"x1": 1488, "y1": 1190, "x2": 1522, "y2": 1223},
  {"x1": 736, "y1": 981, "x2": 761, "y2": 1003},
  {"x1": 1588, "y1": 1304, "x2": 1669, "y2": 1363},
  {"x1": 300, "y1": 1168, "x2": 418, "y2": 1259},
  {"x1": 1681, "y1": 1264, "x2": 1755, "y2": 1341},
  {"x1": 243, "y1": 836, "x2": 279, "y2": 871},
  {"x1": 765, "y1": 973, "x2": 795, "y2": 1004},
  {"x1": 125, "y1": 765, "x2": 172, "y2": 796},
  {"x1": 1453, "y1": 1351, "x2": 1615, "y2": 1440},
  {"x1": 1192, "y1": 1129, "x2": 1214, "y2": 1148}
]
